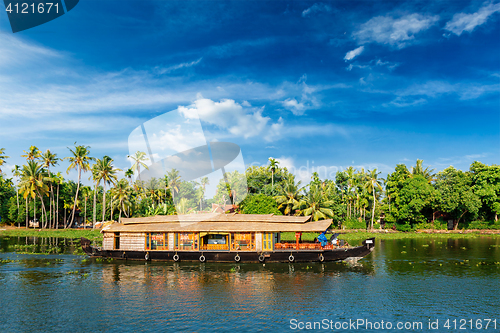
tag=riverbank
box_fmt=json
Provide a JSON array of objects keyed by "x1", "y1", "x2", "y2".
[{"x1": 0, "y1": 227, "x2": 102, "y2": 241}]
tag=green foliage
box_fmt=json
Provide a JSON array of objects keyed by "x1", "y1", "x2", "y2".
[
  {"x1": 239, "y1": 194, "x2": 282, "y2": 215},
  {"x1": 0, "y1": 228, "x2": 103, "y2": 241},
  {"x1": 470, "y1": 162, "x2": 500, "y2": 221},
  {"x1": 392, "y1": 174, "x2": 437, "y2": 225},
  {"x1": 413, "y1": 220, "x2": 447, "y2": 230},
  {"x1": 246, "y1": 165, "x2": 293, "y2": 195},
  {"x1": 384, "y1": 222, "x2": 395, "y2": 230},
  {"x1": 435, "y1": 166, "x2": 481, "y2": 229},
  {"x1": 0, "y1": 175, "x2": 15, "y2": 223},
  {"x1": 343, "y1": 218, "x2": 367, "y2": 229},
  {"x1": 214, "y1": 170, "x2": 247, "y2": 206},
  {"x1": 467, "y1": 220, "x2": 500, "y2": 230},
  {"x1": 395, "y1": 223, "x2": 413, "y2": 232}
]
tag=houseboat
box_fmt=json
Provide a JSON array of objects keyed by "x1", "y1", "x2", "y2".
[{"x1": 81, "y1": 213, "x2": 375, "y2": 263}]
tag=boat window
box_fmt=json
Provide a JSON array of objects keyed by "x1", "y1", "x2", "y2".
[
  {"x1": 114, "y1": 233, "x2": 120, "y2": 250},
  {"x1": 199, "y1": 233, "x2": 229, "y2": 250},
  {"x1": 175, "y1": 233, "x2": 198, "y2": 251},
  {"x1": 145, "y1": 233, "x2": 168, "y2": 250},
  {"x1": 231, "y1": 233, "x2": 255, "y2": 251}
]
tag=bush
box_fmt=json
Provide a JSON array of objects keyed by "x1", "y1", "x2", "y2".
[
  {"x1": 414, "y1": 220, "x2": 447, "y2": 230},
  {"x1": 373, "y1": 222, "x2": 381, "y2": 229},
  {"x1": 239, "y1": 194, "x2": 282, "y2": 215},
  {"x1": 384, "y1": 222, "x2": 395, "y2": 230},
  {"x1": 343, "y1": 218, "x2": 367, "y2": 229},
  {"x1": 468, "y1": 220, "x2": 500, "y2": 230},
  {"x1": 395, "y1": 223, "x2": 413, "y2": 232}
]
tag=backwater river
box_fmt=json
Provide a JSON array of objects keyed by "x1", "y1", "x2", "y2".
[{"x1": 0, "y1": 236, "x2": 499, "y2": 332}]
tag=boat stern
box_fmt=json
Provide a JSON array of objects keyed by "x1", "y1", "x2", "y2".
[{"x1": 362, "y1": 237, "x2": 375, "y2": 251}]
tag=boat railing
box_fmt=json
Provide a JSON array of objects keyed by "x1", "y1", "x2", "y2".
[
  {"x1": 201, "y1": 244, "x2": 229, "y2": 251},
  {"x1": 274, "y1": 243, "x2": 335, "y2": 250}
]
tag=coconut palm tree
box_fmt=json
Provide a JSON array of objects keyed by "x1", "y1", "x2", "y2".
[
  {"x1": 411, "y1": 159, "x2": 435, "y2": 182},
  {"x1": 176, "y1": 197, "x2": 189, "y2": 215},
  {"x1": 80, "y1": 186, "x2": 92, "y2": 227},
  {"x1": 12, "y1": 165, "x2": 21, "y2": 227},
  {"x1": 125, "y1": 168, "x2": 134, "y2": 185},
  {"x1": 199, "y1": 176, "x2": 209, "y2": 210},
  {"x1": 128, "y1": 151, "x2": 149, "y2": 181},
  {"x1": 275, "y1": 177, "x2": 303, "y2": 215},
  {"x1": 344, "y1": 166, "x2": 356, "y2": 218},
  {"x1": 40, "y1": 150, "x2": 59, "y2": 228},
  {"x1": 268, "y1": 157, "x2": 279, "y2": 187},
  {"x1": 111, "y1": 179, "x2": 132, "y2": 222},
  {"x1": 19, "y1": 161, "x2": 49, "y2": 229},
  {"x1": 0, "y1": 148, "x2": 9, "y2": 173},
  {"x1": 21, "y1": 146, "x2": 41, "y2": 161},
  {"x1": 64, "y1": 144, "x2": 94, "y2": 228},
  {"x1": 167, "y1": 169, "x2": 181, "y2": 203},
  {"x1": 92, "y1": 156, "x2": 119, "y2": 223},
  {"x1": 297, "y1": 185, "x2": 334, "y2": 221},
  {"x1": 53, "y1": 172, "x2": 64, "y2": 229},
  {"x1": 364, "y1": 169, "x2": 383, "y2": 230}
]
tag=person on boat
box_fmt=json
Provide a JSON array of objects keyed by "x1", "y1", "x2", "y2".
[
  {"x1": 330, "y1": 233, "x2": 340, "y2": 246},
  {"x1": 317, "y1": 232, "x2": 328, "y2": 247}
]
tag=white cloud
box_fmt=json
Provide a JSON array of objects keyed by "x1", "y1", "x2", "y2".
[
  {"x1": 397, "y1": 80, "x2": 500, "y2": 100},
  {"x1": 344, "y1": 46, "x2": 365, "y2": 61},
  {"x1": 280, "y1": 75, "x2": 321, "y2": 115},
  {"x1": 264, "y1": 117, "x2": 284, "y2": 142},
  {"x1": 346, "y1": 63, "x2": 369, "y2": 71},
  {"x1": 276, "y1": 156, "x2": 295, "y2": 170},
  {"x1": 353, "y1": 13, "x2": 439, "y2": 48},
  {"x1": 154, "y1": 57, "x2": 202, "y2": 74},
  {"x1": 302, "y1": 3, "x2": 332, "y2": 17},
  {"x1": 375, "y1": 59, "x2": 400, "y2": 70},
  {"x1": 178, "y1": 97, "x2": 281, "y2": 141},
  {"x1": 444, "y1": 2, "x2": 500, "y2": 36},
  {"x1": 384, "y1": 97, "x2": 427, "y2": 108}
]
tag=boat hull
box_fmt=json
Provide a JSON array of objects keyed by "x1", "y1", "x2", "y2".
[{"x1": 81, "y1": 237, "x2": 375, "y2": 263}]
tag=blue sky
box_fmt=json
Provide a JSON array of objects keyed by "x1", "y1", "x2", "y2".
[{"x1": 0, "y1": 0, "x2": 499, "y2": 184}]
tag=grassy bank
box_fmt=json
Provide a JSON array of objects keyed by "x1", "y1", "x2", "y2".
[
  {"x1": 0, "y1": 228, "x2": 103, "y2": 242},
  {"x1": 281, "y1": 230, "x2": 500, "y2": 242}
]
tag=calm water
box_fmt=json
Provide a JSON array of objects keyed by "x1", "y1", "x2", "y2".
[{"x1": 0, "y1": 236, "x2": 499, "y2": 332}]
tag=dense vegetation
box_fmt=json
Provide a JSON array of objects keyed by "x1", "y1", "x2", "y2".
[{"x1": 0, "y1": 146, "x2": 499, "y2": 231}]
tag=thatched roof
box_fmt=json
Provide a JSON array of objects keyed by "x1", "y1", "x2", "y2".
[
  {"x1": 121, "y1": 213, "x2": 311, "y2": 225},
  {"x1": 105, "y1": 214, "x2": 332, "y2": 233}
]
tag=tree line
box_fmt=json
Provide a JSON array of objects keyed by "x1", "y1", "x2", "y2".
[{"x1": 0, "y1": 146, "x2": 499, "y2": 230}]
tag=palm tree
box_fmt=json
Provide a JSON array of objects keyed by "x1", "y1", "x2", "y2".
[
  {"x1": 364, "y1": 169, "x2": 383, "y2": 230},
  {"x1": 128, "y1": 151, "x2": 149, "y2": 181},
  {"x1": 92, "y1": 156, "x2": 119, "y2": 223},
  {"x1": 111, "y1": 179, "x2": 132, "y2": 222},
  {"x1": 19, "y1": 161, "x2": 49, "y2": 229},
  {"x1": 411, "y1": 159, "x2": 435, "y2": 182},
  {"x1": 199, "y1": 176, "x2": 209, "y2": 210},
  {"x1": 0, "y1": 148, "x2": 9, "y2": 173},
  {"x1": 167, "y1": 169, "x2": 181, "y2": 203},
  {"x1": 40, "y1": 149, "x2": 59, "y2": 228},
  {"x1": 13, "y1": 165, "x2": 21, "y2": 227},
  {"x1": 268, "y1": 157, "x2": 279, "y2": 187},
  {"x1": 21, "y1": 146, "x2": 42, "y2": 161},
  {"x1": 275, "y1": 177, "x2": 303, "y2": 215},
  {"x1": 125, "y1": 168, "x2": 134, "y2": 185},
  {"x1": 297, "y1": 185, "x2": 334, "y2": 221},
  {"x1": 53, "y1": 172, "x2": 64, "y2": 229},
  {"x1": 81, "y1": 186, "x2": 92, "y2": 227},
  {"x1": 345, "y1": 166, "x2": 356, "y2": 218},
  {"x1": 176, "y1": 197, "x2": 189, "y2": 215},
  {"x1": 64, "y1": 144, "x2": 95, "y2": 228}
]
